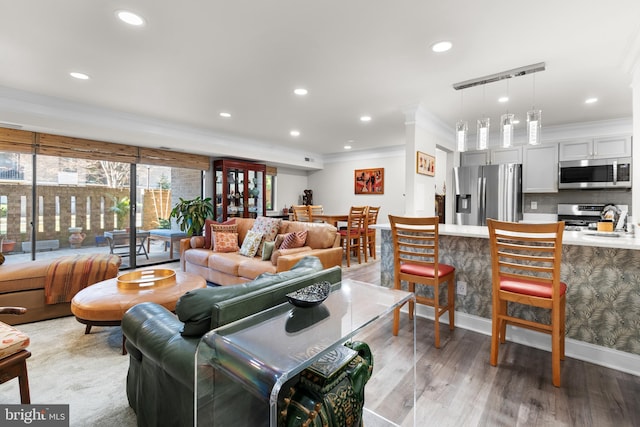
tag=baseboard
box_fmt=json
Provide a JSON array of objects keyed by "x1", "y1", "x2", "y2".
[{"x1": 411, "y1": 305, "x2": 640, "y2": 378}]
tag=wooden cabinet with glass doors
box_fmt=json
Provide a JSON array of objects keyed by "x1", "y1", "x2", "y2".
[{"x1": 214, "y1": 159, "x2": 266, "y2": 222}]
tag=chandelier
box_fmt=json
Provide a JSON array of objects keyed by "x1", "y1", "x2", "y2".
[{"x1": 453, "y1": 62, "x2": 545, "y2": 150}]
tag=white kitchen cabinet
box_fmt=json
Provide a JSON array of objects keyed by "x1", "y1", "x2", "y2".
[
  {"x1": 523, "y1": 143, "x2": 558, "y2": 193},
  {"x1": 593, "y1": 136, "x2": 632, "y2": 158},
  {"x1": 460, "y1": 150, "x2": 488, "y2": 166},
  {"x1": 461, "y1": 146, "x2": 522, "y2": 166},
  {"x1": 491, "y1": 146, "x2": 522, "y2": 164},
  {"x1": 558, "y1": 136, "x2": 631, "y2": 161}
]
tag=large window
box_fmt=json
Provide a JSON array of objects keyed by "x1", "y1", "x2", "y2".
[{"x1": 0, "y1": 128, "x2": 209, "y2": 268}]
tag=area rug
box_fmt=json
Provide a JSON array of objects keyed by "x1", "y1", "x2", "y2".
[{"x1": 0, "y1": 316, "x2": 136, "y2": 426}]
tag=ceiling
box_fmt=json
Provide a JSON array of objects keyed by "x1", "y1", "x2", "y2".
[{"x1": 1, "y1": 1, "x2": 640, "y2": 164}]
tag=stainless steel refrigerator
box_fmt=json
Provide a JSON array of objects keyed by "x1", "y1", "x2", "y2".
[{"x1": 453, "y1": 163, "x2": 523, "y2": 226}]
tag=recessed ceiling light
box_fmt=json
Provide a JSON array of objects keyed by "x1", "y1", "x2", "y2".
[
  {"x1": 219, "y1": 112, "x2": 231, "y2": 118},
  {"x1": 344, "y1": 145, "x2": 352, "y2": 150},
  {"x1": 116, "y1": 10, "x2": 145, "y2": 26},
  {"x1": 585, "y1": 97, "x2": 598, "y2": 104},
  {"x1": 360, "y1": 116, "x2": 372, "y2": 122},
  {"x1": 70, "y1": 72, "x2": 90, "y2": 80},
  {"x1": 498, "y1": 96, "x2": 509, "y2": 103},
  {"x1": 431, "y1": 41, "x2": 452, "y2": 53},
  {"x1": 290, "y1": 130, "x2": 300, "y2": 137},
  {"x1": 294, "y1": 88, "x2": 308, "y2": 96},
  {"x1": 513, "y1": 119, "x2": 520, "y2": 125}
]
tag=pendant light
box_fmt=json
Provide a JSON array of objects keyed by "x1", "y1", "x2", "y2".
[
  {"x1": 527, "y1": 74, "x2": 542, "y2": 145},
  {"x1": 500, "y1": 80, "x2": 514, "y2": 148},
  {"x1": 456, "y1": 90, "x2": 468, "y2": 152},
  {"x1": 500, "y1": 113, "x2": 515, "y2": 147},
  {"x1": 477, "y1": 86, "x2": 490, "y2": 150}
]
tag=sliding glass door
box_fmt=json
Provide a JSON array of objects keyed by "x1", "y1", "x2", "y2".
[
  {"x1": 0, "y1": 129, "x2": 209, "y2": 269},
  {"x1": 0, "y1": 150, "x2": 31, "y2": 260}
]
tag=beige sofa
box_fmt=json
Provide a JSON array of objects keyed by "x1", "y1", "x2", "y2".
[
  {"x1": 0, "y1": 254, "x2": 121, "y2": 325},
  {"x1": 180, "y1": 217, "x2": 343, "y2": 285}
]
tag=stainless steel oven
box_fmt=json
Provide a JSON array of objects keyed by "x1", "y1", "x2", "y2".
[{"x1": 558, "y1": 203, "x2": 628, "y2": 231}]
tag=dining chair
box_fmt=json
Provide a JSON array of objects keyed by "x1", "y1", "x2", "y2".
[
  {"x1": 292, "y1": 205, "x2": 311, "y2": 222},
  {"x1": 487, "y1": 219, "x2": 566, "y2": 387},
  {"x1": 339, "y1": 206, "x2": 367, "y2": 267},
  {"x1": 388, "y1": 215, "x2": 455, "y2": 348},
  {"x1": 309, "y1": 205, "x2": 324, "y2": 222},
  {"x1": 0, "y1": 306, "x2": 31, "y2": 403},
  {"x1": 362, "y1": 206, "x2": 380, "y2": 262}
]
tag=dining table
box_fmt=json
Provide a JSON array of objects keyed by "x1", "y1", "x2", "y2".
[{"x1": 313, "y1": 213, "x2": 348, "y2": 228}]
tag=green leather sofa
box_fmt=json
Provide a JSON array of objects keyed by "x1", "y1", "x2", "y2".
[{"x1": 122, "y1": 256, "x2": 342, "y2": 427}]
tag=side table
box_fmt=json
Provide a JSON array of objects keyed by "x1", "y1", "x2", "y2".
[{"x1": 195, "y1": 279, "x2": 416, "y2": 426}]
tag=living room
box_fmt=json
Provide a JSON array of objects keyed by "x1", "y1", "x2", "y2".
[{"x1": 2, "y1": 2, "x2": 640, "y2": 426}]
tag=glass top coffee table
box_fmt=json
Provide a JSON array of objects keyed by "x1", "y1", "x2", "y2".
[{"x1": 195, "y1": 278, "x2": 416, "y2": 426}]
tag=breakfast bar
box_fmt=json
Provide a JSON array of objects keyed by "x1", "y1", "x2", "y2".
[{"x1": 375, "y1": 223, "x2": 640, "y2": 360}]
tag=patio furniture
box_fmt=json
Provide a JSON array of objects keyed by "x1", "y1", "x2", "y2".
[
  {"x1": 146, "y1": 229, "x2": 187, "y2": 259},
  {"x1": 104, "y1": 230, "x2": 150, "y2": 259}
]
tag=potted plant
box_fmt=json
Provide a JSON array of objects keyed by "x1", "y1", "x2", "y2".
[
  {"x1": 110, "y1": 196, "x2": 130, "y2": 230},
  {"x1": 0, "y1": 235, "x2": 16, "y2": 253},
  {"x1": 170, "y1": 196, "x2": 214, "y2": 236}
]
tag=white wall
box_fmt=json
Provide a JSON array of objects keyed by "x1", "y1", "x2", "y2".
[
  {"x1": 307, "y1": 147, "x2": 406, "y2": 225},
  {"x1": 273, "y1": 167, "x2": 309, "y2": 212}
]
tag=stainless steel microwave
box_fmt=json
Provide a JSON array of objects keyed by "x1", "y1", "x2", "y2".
[{"x1": 558, "y1": 157, "x2": 632, "y2": 189}]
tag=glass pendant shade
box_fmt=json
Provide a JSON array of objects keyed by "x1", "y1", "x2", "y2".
[
  {"x1": 527, "y1": 109, "x2": 542, "y2": 145},
  {"x1": 456, "y1": 120, "x2": 468, "y2": 152},
  {"x1": 477, "y1": 117, "x2": 490, "y2": 150},
  {"x1": 500, "y1": 113, "x2": 515, "y2": 148}
]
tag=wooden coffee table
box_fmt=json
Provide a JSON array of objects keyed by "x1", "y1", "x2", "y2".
[{"x1": 71, "y1": 269, "x2": 206, "y2": 353}]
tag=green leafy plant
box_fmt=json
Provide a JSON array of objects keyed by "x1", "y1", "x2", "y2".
[
  {"x1": 156, "y1": 218, "x2": 171, "y2": 229},
  {"x1": 110, "y1": 196, "x2": 130, "y2": 230},
  {"x1": 170, "y1": 196, "x2": 214, "y2": 236}
]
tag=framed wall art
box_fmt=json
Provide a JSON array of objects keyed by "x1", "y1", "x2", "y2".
[
  {"x1": 354, "y1": 168, "x2": 384, "y2": 194},
  {"x1": 417, "y1": 151, "x2": 435, "y2": 176}
]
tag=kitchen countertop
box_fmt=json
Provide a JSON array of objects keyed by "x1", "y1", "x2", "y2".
[{"x1": 372, "y1": 223, "x2": 640, "y2": 250}]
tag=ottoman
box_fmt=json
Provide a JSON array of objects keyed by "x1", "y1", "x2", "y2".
[{"x1": 71, "y1": 269, "x2": 206, "y2": 353}]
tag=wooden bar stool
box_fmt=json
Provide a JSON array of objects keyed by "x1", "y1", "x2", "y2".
[
  {"x1": 363, "y1": 206, "x2": 380, "y2": 262},
  {"x1": 487, "y1": 219, "x2": 566, "y2": 387},
  {"x1": 339, "y1": 206, "x2": 366, "y2": 267},
  {"x1": 0, "y1": 307, "x2": 31, "y2": 403},
  {"x1": 388, "y1": 215, "x2": 455, "y2": 348}
]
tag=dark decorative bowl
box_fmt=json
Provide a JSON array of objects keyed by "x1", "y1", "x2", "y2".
[{"x1": 286, "y1": 281, "x2": 331, "y2": 307}]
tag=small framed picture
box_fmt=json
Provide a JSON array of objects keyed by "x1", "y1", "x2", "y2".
[
  {"x1": 354, "y1": 168, "x2": 384, "y2": 194},
  {"x1": 417, "y1": 151, "x2": 435, "y2": 176}
]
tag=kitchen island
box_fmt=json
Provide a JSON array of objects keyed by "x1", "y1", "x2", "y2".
[{"x1": 374, "y1": 223, "x2": 640, "y2": 372}]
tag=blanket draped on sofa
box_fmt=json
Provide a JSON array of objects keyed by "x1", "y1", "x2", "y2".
[{"x1": 44, "y1": 254, "x2": 121, "y2": 304}]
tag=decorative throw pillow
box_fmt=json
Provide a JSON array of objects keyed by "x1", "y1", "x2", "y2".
[
  {"x1": 270, "y1": 246, "x2": 311, "y2": 266},
  {"x1": 0, "y1": 252, "x2": 4, "y2": 265},
  {"x1": 213, "y1": 232, "x2": 239, "y2": 253},
  {"x1": 250, "y1": 216, "x2": 282, "y2": 256},
  {"x1": 190, "y1": 236, "x2": 205, "y2": 248},
  {"x1": 279, "y1": 230, "x2": 307, "y2": 250},
  {"x1": 273, "y1": 233, "x2": 287, "y2": 249},
  {"x1": 239, "y1": 230, "x2": 263, "y2": 257},
  {"x1": 204, "y1": 218, "x2": 236, "y2": 249},
  {"x1": 261, "y1": 241, "x2": 276, "y2": 261},
  {"x1": 209, "y1": 221, "x2": 237, "y2": 249}
]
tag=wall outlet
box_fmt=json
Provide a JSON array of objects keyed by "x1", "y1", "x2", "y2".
[
  {"x1": 531, "y1": 201, "x2": 538, "y2": 210},
  {"x1": 457, "y1": 281, "x2": 467, "y2": 296}
]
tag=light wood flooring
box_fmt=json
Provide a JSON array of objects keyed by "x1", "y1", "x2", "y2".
[{"x1": 344, "y1": 259, "x2": 640, "y2": 427}]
